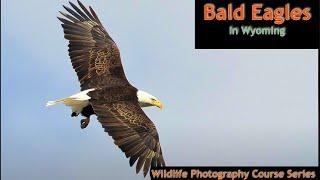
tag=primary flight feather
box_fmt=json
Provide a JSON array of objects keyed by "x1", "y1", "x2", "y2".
[{"x1": 47, "y1": 0, "x2": 165, "y2": 176}]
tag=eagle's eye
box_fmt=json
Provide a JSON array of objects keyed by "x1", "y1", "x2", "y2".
[{"x1": 150, "y1": 98, "x2": 156, "y2": 101}]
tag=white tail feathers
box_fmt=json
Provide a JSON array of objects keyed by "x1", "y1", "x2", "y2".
[
  {"x1": 46, "y1": 98, "x2": 72, "y2": 107},
  {"x1": 46, "y1": 100, "x2": 61, "y2": 107},
  {"x1": 46, "y1": 88, "x2": 95, "y2": 113}
]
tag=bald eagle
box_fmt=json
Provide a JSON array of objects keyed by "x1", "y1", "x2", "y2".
[{"x1": 46, "y1": 0, "x2": 165, "y2": 176}]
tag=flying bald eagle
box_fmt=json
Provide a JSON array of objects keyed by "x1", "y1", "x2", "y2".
[{"x1": 46, "y1": 0, "x2": 165, "y2": 176}]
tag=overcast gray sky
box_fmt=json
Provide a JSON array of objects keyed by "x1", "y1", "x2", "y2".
[{"x1": 1, "y1": 0, "x2": 318, "y2": 180}]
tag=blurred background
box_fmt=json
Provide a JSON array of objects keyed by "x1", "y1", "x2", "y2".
[{"x1": 1, "y1": 0, "x2": 318, "y2": 179}]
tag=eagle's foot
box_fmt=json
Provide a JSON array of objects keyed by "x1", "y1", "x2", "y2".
[
  {"x1": 71, "y1": 112, "x2": 79, "y2": 117},
  {"x1": 80, "y1": 118, "x2": 90, "y2": 129}
]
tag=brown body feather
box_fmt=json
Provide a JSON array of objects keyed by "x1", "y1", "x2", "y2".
[{"x1": 58, "y1": 0, "x2": 165, "y2": 176}]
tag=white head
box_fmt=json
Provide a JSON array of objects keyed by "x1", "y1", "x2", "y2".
[{"x1": 137, "y1": 90, "x2": 163, "y2": 109}]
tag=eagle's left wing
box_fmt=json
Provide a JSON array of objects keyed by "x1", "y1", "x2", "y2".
[
  {"x1": 88, "y1": 87, "x2": 166, "y2": 177},
  {"x1": 58, "y1": 0, "x2": 131, "y2": 91}
]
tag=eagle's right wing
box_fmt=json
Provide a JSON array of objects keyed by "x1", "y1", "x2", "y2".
[
  {"x1": 88, "y1": 87, "x2": 166, "y2": 177},
  {"x1": 58, "y1": 0, "x2": 130, "y2": 90}
]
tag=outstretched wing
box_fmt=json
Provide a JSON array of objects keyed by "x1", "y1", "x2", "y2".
[
  {"x1": 58, "y1": 0, "x2": 129, "y2": 90},
  {"x1": 89, "y1": 87, "x2": 166, "y2": 176}
]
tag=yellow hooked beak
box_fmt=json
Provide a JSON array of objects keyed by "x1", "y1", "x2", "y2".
[{"x1": 153, "y1": 100, "x2": 164, "y2": 109}]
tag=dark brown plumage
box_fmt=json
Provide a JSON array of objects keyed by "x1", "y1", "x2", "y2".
[{"x1": 58, "y1": 0, "x2": 165, "y2": 176}]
